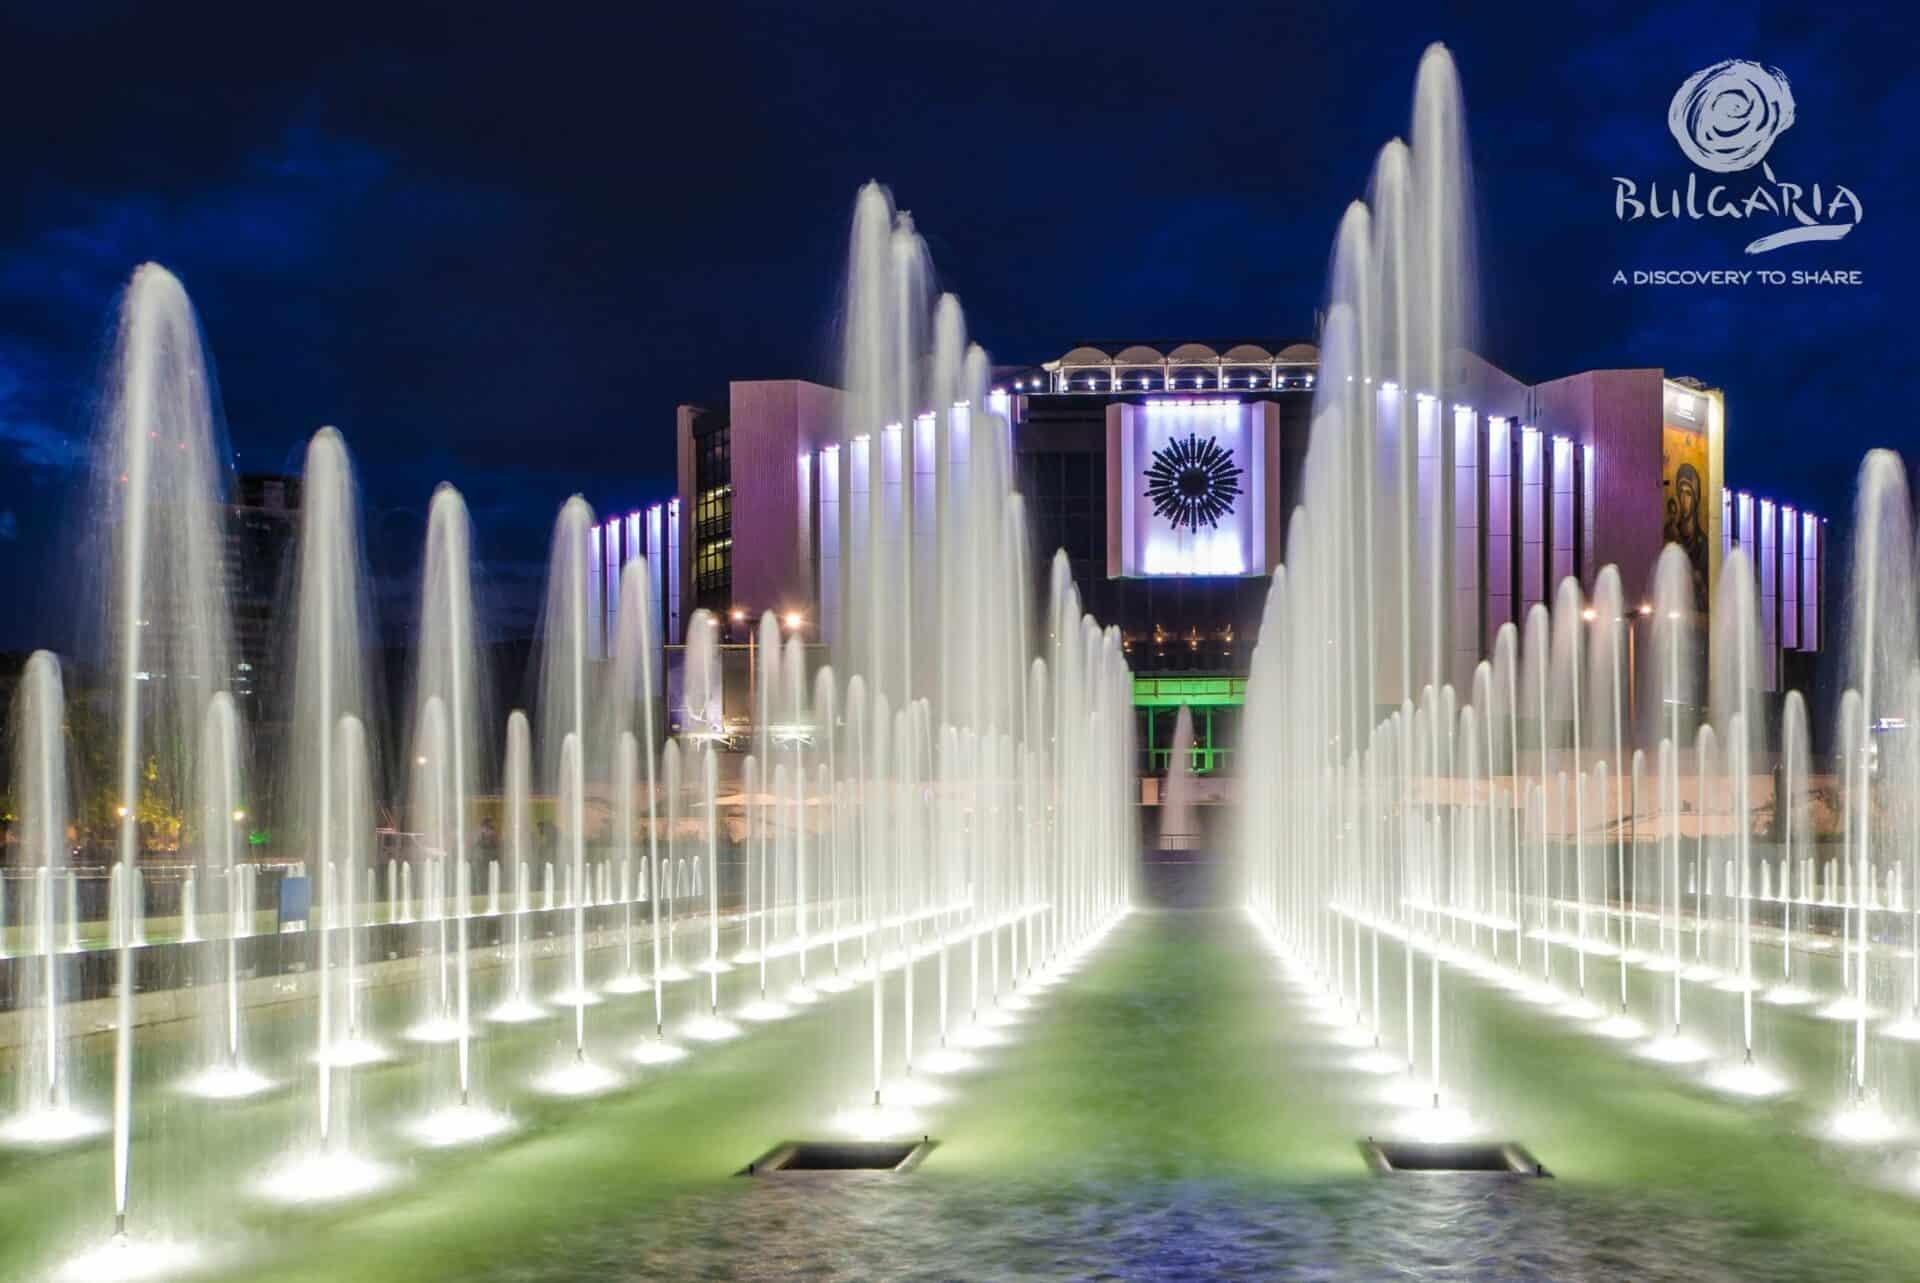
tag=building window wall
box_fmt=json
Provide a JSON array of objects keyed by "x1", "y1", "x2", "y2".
[
  {"x1": 1017, "y1": 448, "x2": 1105, "y2": 565},
  {"x1": 693, "y1": 424, "x2": 732, "y2": 611}
]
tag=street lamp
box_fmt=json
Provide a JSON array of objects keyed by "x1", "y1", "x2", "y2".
[{"x1": 736, "y1": 608, "x2": 807, "y2": 734}]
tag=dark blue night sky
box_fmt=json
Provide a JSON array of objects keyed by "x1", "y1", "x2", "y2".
[{"x1": 1, "y1": 0, "x2": 1914, "y2": 648}]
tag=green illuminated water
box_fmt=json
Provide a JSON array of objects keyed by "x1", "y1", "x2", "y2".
[{"x1": 10, "y1": 911, "x2": 1920, "y2": 1280}]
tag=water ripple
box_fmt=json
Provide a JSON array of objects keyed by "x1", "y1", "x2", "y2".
[{"x1": 482, "y1": 1171, "x2": 1879, "y2": 1282}]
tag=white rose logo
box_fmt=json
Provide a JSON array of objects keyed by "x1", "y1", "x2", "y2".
[
  {"x1": 1616, "y1": 58, "x2": 1862, "y2": 256},
  {"x1": 1667, "y1": 60, "x2": 1796, "y2": 173}
]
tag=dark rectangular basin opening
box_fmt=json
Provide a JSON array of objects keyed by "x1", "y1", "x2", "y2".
[
  {"x1": 741, "y1": 1139, "x2": 935, "y2": 1174},
  {"x1": 1360, "y1": 1139, "x2": 1550, "y2": 1176}
]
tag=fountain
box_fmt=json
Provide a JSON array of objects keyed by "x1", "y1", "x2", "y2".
[
  {"x1": 3, "y1": 653, "x2": 105, "y2": 1145},
  {"x1": 681, "y1": 706, "x2": 741, "y2": 1046},
  {"x1": 285, "y1": 429, "x2": 387, "y2": 1075},
  {"x1": 257, "y1": 714, "x2": 395, "y2": 1204},
  {"x1": 254, "y1": 426, "x2": 393, "y2": 1206},
  {"x1": 489, "y1": 711, "x2": 545, "y2": 1024},
  {"x1": 1, "y1": 174, "x2": 1140, "y2": 1281},
  {"x1": 530, "y1": 499, "x2": 621, "y2": 1097},
  {"x1": 406, "y1": 484, "x2": 511, "y2": 1142},
  {"x1": 1825, "y1": 451, "x2": 1913, "y2": 1139},
  {"x1": 1159, "y1": 706, "x2": 1200, "y2": 853},
  {"x1": 178, "y1": 691, "x2": 273, "y2": 1100},
  {"x1": 1225, "y1": 46, "x2": 1920, "y2": 1177},
  {"x1": 48, "y1": 263, "x2": 237, "y2": 1272}
]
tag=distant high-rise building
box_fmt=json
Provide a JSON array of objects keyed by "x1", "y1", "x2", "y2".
[{"x1": 227, "y1": 473, "x2": 300, "y2": 713}]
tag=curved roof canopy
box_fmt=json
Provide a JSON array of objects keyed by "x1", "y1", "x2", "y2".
[{"x1": 1049, "y1": 339, "x2": 1319, "y2": 367}]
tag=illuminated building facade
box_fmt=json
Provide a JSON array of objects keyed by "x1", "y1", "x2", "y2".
[{"x1": 588, "y1": 341, "x2": 1825, "y2": 775}]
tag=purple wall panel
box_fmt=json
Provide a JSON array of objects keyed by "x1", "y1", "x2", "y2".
[
  {"x1": 726, "y1": 380, "x2": 844, "y2": 620},
  {"x1": 1530, "y1": 369, "x2": 1664, "y2": 605}
]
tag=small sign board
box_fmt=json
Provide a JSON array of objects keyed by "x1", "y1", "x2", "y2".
[{"x1": 278, "y1": 876, "x2": 311, "y2": 932}]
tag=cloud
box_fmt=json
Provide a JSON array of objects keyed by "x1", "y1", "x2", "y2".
[
  {"x1": 0, "y1": 350, "x2": 82, "y2": 472},
  {"x1": 0, "y1": 418, "x2": 81, "y2": 470},
  {"x1": 0, "y1": 510, "x2": 16, "y2": 540},
  {"x1": 0, "y1": 127, "x2": 417, "y2": 481}
]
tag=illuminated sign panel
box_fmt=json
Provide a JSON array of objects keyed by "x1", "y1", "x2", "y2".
[{"x1": 1114, "y1": 400, "x2": 1265, "y2": 577}]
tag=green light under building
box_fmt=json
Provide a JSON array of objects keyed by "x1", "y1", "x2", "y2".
[{"x1": 1135, "y1": 676, "x2": 1245, "y2": 776}]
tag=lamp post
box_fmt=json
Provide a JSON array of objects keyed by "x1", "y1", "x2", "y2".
[
  {"x1": 731, "y1": 608, "x2": 750, "y2": 735},
  {"x1": 732, "y1": 608, "x2": 807, "y2": 739}
]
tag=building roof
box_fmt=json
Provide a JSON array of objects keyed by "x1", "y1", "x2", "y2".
[{"x1": 1046, "y1": 339, "x2": 1319, "y2": 368}]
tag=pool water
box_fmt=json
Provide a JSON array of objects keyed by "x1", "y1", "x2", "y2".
[{"x1": 17, "y1": 910, "x2": 1920, "y2": 1282}]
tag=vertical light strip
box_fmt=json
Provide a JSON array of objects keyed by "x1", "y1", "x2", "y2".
[
  {"x1": 1452, "y1": 405, "x2": 1480, "y2": 686},
  {"x1": 1415, "y1": 394, "x2": 1443, "y2": 685},
  {"x1": 911, "y1": 413, "x2": 937, "y2": 699},
  {"x1": 1375, "y1": 386, "x2": 1406, "y2": 707},
  {"x1": 1484, "y1": 416, "x2": 1512, "y2": 641},
  {"x1": 987, "y1": 387, "x2": 1011, "y2": 425},
  {"x1": 880, "y1": 423, "x2": 906, "y2": 701},
  {"x1": 1801, "y1": 513, "x2": 1819, "y2": 652},
  {"x1": 665, "y1": 497, "x2": 682, "y2": 644},
  {"x1": 943, "y1": 403, "x2": 972, "y2": 720},
  {"x1": 1580, "y1": 443, "x2": 1596, "y2": 583},
  {"x1": 1549, "y1": 435, "x2": 1573, "y2": 589},
  {"x1": 1759, "y1": 498, "x2": 1778, "y2": 689},
  {"x1": 1781, "y1": 506, "x2": 1799, "y2": 651},
  {"x1": 795, "y1": 452, "x2": 813, "y2": 610},
  {"x1": 588, "y1": 523, "x2": 607, "y2": 661},
  {"x1": 1520, "y1": 426, "x2": 1544, "y2": 613},
  {"x1": 846, "y1": 434, "x2": 873, "y2": 681},
  {"x1": 819, "y1": 446, "x2": 842, "y2": 650},
  {"x1": 646, "y1": 504, "x2": 665, "y2": 648}
]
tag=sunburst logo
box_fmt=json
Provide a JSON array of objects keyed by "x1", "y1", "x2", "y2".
[{"x1": 1145, "y1": 433, "x2": 1243, "y2": 533}]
